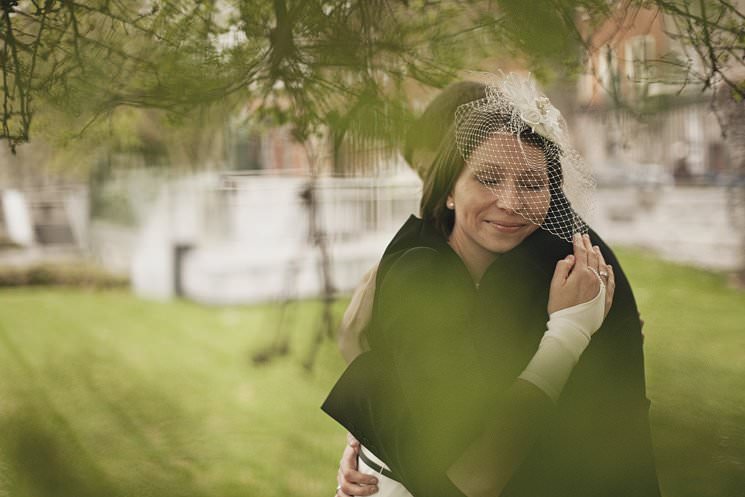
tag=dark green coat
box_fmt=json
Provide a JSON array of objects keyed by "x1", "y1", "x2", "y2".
[{"x1": 323, "y1": 215, "x2": 661, "y2": 497}]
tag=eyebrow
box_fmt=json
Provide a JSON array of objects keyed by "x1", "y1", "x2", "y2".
[{"x1": 473, "y1": 162, "x2": 547, "y2": 173}]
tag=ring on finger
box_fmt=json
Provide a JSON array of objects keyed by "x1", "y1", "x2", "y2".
[{"x1": 588, "y1": 267, "x2": 606, "y2": 284}]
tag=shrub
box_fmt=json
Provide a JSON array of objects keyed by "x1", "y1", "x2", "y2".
[{"x1": 0, "y1": 262, "x2": 128, "y2": 288}]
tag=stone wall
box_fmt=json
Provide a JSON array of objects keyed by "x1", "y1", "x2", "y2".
[{"x1": 592, "y1": 186, "x2": 743, "y2": 271}]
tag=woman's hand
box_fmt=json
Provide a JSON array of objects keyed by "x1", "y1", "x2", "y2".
[
  {"x1": 336, "y1": 433, "x2": 379, "y2": 497},
  {"x1": 513, "y1": 233, "x2": 616, "y2": 404},
  {"x1": 548, "y1": 233, "x2": 615, "y2": 319}
]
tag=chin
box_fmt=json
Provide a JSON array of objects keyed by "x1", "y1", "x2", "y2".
[
  {"x1": 488, "y1": 241, "x2": 522, "y2": 254},
  {"x1": 481, "y1": 236, "x2": 522, "y2": 254},
  {"x1": 481, "y1": 229, "x2": 535, "y2": 254}
]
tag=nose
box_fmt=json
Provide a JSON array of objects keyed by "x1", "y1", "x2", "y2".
[{"x1": 495, "y1": 180, "x2": 521, "y2": 213}]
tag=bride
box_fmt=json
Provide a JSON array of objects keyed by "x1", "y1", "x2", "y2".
[{"x1": 324, "y1": 74, "x2": 661, "y2": 497}]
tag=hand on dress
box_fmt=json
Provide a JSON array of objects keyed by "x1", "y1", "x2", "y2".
[{"x1": 336, "y1": 433, "x2": 379, "y2": 497}]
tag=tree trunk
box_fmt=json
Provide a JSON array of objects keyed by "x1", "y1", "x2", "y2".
[{"x1": 716, "y1": 83, "x2": 745, "y2": 287}]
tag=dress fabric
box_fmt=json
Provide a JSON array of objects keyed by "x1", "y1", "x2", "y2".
[
  {"x1": 357, "y1": 445, "x2": 415, "y2": 497},
  {"x1": 322, "y1": 215, "x2": 662, "y2": 497}
]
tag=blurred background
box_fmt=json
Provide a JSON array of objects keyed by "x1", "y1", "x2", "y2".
[{"x1": 0, "y1": 1, "x2": 743, "y2": 496}]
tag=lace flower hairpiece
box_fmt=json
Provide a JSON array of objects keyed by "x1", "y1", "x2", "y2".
[
  {"x1": 454, "y1": 72, "x2": 595, "y2": 242},
  {"x1": 494, "y1": 73, "x2": 567, "y2": 146}
]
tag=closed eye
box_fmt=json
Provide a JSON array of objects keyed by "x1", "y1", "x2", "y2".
[
  {"x1": 519, "y1": 180, "x2": 547, "y2": 191},
  {"x1": 478, "y1": 177, "x2": 501, "y2": 186},
  {"x1": 518, "y1": 173, "x2": 548, "y2": 191},
  {"x1": 474, "y1": 172, "x2": 504, "y2": 186}
]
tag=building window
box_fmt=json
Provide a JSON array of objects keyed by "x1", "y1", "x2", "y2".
[
  {"x1": 625, "y1": 35, "x2": 656, "y2": 86},
  {"x1": 597, "y1": 44, "x2": 619, "y2": 96}
]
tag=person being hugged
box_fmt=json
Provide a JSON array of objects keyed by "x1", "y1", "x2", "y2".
[{"x1": 324, "y1": 73, "x2": 660, "y2": 497}]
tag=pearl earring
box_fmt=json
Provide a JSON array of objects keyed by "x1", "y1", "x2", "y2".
[{"x1": 447, "y1": 201, "x2": 454, "y2": 209}]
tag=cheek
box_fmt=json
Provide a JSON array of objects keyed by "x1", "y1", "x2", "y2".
[
  {"x1": 465, "y1": 194, "x2": 495, "y2": 220},
  {"x1": 524, "y1": 223, "x2": 540, "y2": 237},
  {"x1": 522, "y1": 192, "x2": 551, "y2": 222},
  {"x1": 454, "y1": 183, "x2": 489, "y2": 211}
]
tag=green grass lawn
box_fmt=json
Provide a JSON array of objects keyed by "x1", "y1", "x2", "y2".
[
  {"x1": 619, "y1": 249, "x2": 745, "y2": 497},
  {"x1": 0, "y1": 248, "x2": 743, "y2": 497}
]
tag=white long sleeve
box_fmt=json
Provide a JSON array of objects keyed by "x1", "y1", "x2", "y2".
[{"x1": 517, "y1": 280, "x2": 606, "y2": 402}]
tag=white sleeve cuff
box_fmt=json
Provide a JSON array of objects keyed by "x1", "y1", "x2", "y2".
[{"x1": 517, "y1": 281, "x2": 606, "y2": 402}]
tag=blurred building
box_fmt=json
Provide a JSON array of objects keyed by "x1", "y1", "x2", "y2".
[
  {"x1": 573, "y1": 4, "x2": 737, "y2": 184},
  {"x1": 570, "y1": 2, "x2": 745, "y2": 272},
  {"x1": 226, "y1": 125, "x2": 312, "y2": 174},
  {"x1": 129, "y1": 169, "x2": 420, "y2": 303},
  {"x1": 0, "y1": 145, "x2": 88, "y2": 267}
]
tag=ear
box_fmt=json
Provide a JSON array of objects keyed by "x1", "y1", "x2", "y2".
[{"x1": 446, "y1": 194, "x2": 455, "y2": 210}]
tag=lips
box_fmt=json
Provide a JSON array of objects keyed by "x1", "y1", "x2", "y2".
[{"x1": 485, "y1": 220, "x2": 526, "y2": 233}]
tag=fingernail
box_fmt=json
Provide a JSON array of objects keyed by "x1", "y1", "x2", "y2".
[{"x1": 566, "y1": 254, "x2": 574, "y2": 260}]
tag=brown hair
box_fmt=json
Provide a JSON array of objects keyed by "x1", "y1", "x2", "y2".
[
  {"x1": 403, "y1": 81, "x2": 487, "y2": 177},
  {"x1": 419, "y1": 130, "x2": 464, "y2": 238},
  {"x1": 402, "y1": 81, "x2": 487, "y2": 237}
]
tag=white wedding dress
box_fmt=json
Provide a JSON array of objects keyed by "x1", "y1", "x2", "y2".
[{"x1": 357, "y1": 445, "x2": 414, "y2": 497}]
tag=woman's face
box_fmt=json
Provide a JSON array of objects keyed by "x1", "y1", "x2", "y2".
[{"x1": 447, "y1": 133, "x2": 551, "y2": 256}]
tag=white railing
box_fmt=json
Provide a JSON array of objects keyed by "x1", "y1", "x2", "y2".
[{"x1": 130, "y1": 170, "x2": 423, "y2": 303}]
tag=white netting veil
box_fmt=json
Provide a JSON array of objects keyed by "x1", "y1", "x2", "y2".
[{"x1": 454, "y1": 73, "x2": 595, "y2": 242}]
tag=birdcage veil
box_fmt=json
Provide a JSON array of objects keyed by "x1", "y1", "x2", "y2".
[{"x1": 454, "y1": 72, "x2": 595, "y2": 242}]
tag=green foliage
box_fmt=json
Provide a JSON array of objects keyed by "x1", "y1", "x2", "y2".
[
  {"x1": 1, "y1": 0, "x2": 599, "y2": 168},
  {"x1": 648, "y1": 0, "x2": 745, "y2": 99},
  {"x1": 5, "y1": 0, "x2": 742, "y2": 171}
]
